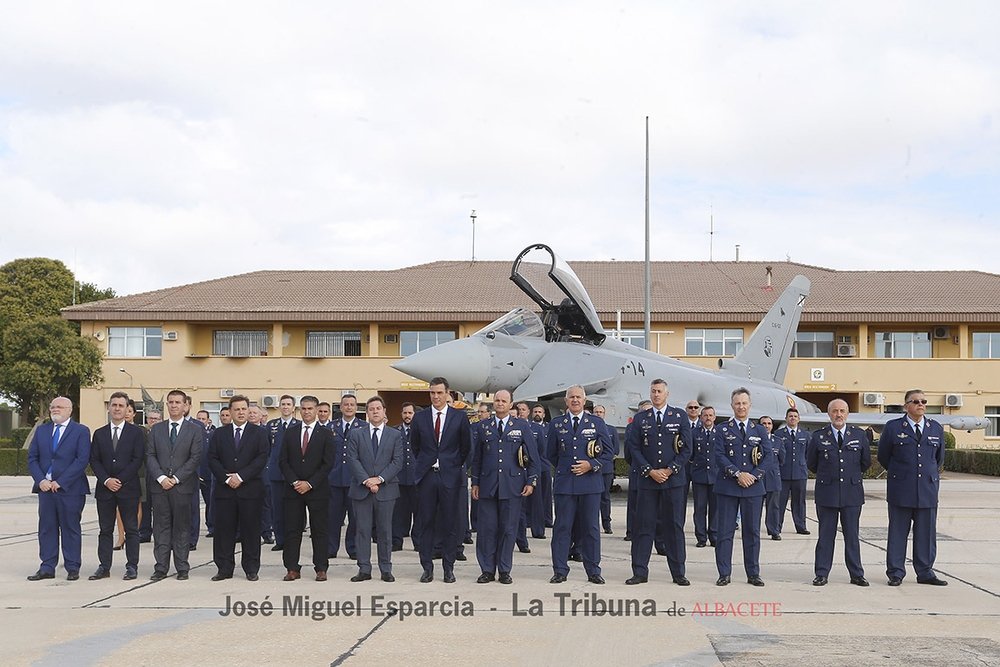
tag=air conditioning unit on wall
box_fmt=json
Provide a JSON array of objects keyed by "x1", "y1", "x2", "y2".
[
  {"x1": 945, "y1": 393, "x2": 963, "y2": 407},
  {"x1": 933, "y1": 326, "x2": 950, "y2": 339},
  {"x1": 837, "y1": 344, "x2": 856, "y2": 357},
  {"x1": 863, "y1": 392, "x2": 884, "y2": 406},
  {"x1": 163, "y1": 331, "x2": 178, "y2": 341},
  {"x1": 220, "y1": 389, "x2": 235, "y2": 398},
  {"x1": 261, "y1": 395, "x2": 279, "y2": 409}
]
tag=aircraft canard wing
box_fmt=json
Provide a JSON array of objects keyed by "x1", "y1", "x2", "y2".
[
  {"x1": 721, "y1": 275, "x2": 810, "y2": 385},
  {"x1": 796, "y1": 412, "x2": 989, "y2": 431},
  {"x1": 511, "y1": 343, "x2": 625, "y2": 401},
  {"x1": 510, "y1": 244, "x2": 606, "y2": 345}
]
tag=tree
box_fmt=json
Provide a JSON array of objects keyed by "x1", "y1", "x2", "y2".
[
  {"x1": 0, "y1": 316, "x2": 104, "y2": 424},
  {"x1": 0, "y1": 258, "x2": 75, "y2": 338},
  {"x1": 76, "y1": 281, "x2": 116, "y2": 304}
]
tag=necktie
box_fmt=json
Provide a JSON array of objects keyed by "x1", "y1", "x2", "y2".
[
  {"x1": 837, "y1": 431, "x2": 844, "y2": 449},
  {"x1": 790, "y1": 429, "x2": 796, "y2": 439},
  {"x1": 372, "y1": 427, "x2": 380, "y2": 458},
  {"x1": 234, "y1": 426, "x2": 242, "y2": 450},
  {"x1": 344, "y1": 421, "x2": 351, "y2": 436},
  {"x1": 435, "y1": 412, "x2": 442, "y2": 442},
  {"x1": 302, "y1": 424, "x2": 311, "y2": 455},
  {"x1": 112, "y1": 426, "x2": 119, "y2": 452},
  {"x1": 52, "y1": 423, "x2": 63, "y2": 452},
  {"x1": 914, "y1": 424, "x2": 921, "y2": 441},
  {"x1": 281, "y1": 421, "x2": 287, "y2": 432},
  {"x1": 656, "y1": 411, "x2": 663, "y2": 429},
  {"x1": 497, "y1": 419, "x2": 504, "y2": 435},
  {"x1": 739, "y1": 422, "x2": 746, "y2": 439},
  {"x1": 573, "y1": 415, "x2": 580, "y2": 433},
  {"x1": 170, "y1": 423, "x2": 178, "y2": 447}
]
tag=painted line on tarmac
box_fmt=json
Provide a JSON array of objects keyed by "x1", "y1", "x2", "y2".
[{"x1": 329, "y1": 608, "x2": 398, "y2": 666}]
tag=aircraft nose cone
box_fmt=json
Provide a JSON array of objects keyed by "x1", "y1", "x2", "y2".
[{"x1": 391, "y1": 336, "x2": 492, "y2": 392}]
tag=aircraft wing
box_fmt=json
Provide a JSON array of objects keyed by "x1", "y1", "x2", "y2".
[
  {"x1": 796, "y1": 412, "x2": 989, "y2": 432},
  {"x1": 512, "y1": 343, "x2": 626, "y2": 401}
]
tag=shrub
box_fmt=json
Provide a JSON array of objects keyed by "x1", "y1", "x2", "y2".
[{"x1": 944, "y1": 449, "x2": 1000, "y2": 476}]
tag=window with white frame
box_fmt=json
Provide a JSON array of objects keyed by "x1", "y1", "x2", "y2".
[
  {"x1": 108, "y1": 327, "x2": 162, "y2": 357},
  {"x1": 399, "y1": 330, "x2": 457, "y2": 356},
  {"x1": 874, "y1": 332, "x2": 931, "y2": 359},
  {"x1": 791, "y1": 332, "x2": 835, "y2": 358},
  {"x1": 986, "y1": 406, "x2": 1000, "y2": 437},
  {"x1": 685, "y1": 328, "x2": 744, "y2": 356},
  {"x1": 972, "y1": 332, "x2": 1000, "y2": 359}
]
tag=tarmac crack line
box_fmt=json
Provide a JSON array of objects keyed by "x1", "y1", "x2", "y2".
[{"x1": 329, "y1": 608, "x2": 398, "y2": 666}]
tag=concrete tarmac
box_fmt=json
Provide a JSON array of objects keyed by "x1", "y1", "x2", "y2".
[{"x1": 1, "y1": 473, "x2": 999, "y2": 667}]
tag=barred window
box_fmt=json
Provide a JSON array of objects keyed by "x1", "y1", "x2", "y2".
[
  {"x1": 213, "y1": 330, "x2": 268, "y2": 357},
  {"x1": 306, "y1": 331, "x2": 362, "y2": 357}
]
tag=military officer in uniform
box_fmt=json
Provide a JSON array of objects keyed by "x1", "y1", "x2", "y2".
[
  {"x1": 625, "y1": 379, "x2": 692, "y2": 585},
  {"x1": 592, "y1": 405, "x2": 619, "y2": 535},
  {"x1": 759, "y1": 416, "x2": 786, "y2": 540},
  {"x1": 712, "y1": 387, "x2": 770, "y2": 587},
  {"x1": 878, "y1": 389, "x2": 948, "y2": 586},
  {"x1": 690, "y1": 406, "x2": 718, "y2": 548},
  {"x1": 807, "y1": 399, "x2": 871, "y2": 586},
  {"x1": 265, "y1": 396, "x2": 300, "y2": 551},
  {"x1": 547, "y1": 385, "x2": 613, "y2": 584},
  {"x1": 774, "y1": 407, "x2": 811, "y2": 536},
  {"x1": 471, "y1": 390, "x2": 539, "y2": 584},
  {"x1": 391, "y1": 402, "x2": 419, "y2": 552},
  {"x1": 329, "y1": 395, "x2": 365, "y2": 560}
]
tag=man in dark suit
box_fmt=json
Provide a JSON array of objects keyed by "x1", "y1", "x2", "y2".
[
  {"x1": 27, "y1": 396, "x2": 92, "y2": 581},
  {"x1": 207, "y1": 395, "x2": 269, "y2": 581},
  {"x1": 279, "y1": 395, "x2": 336, "y2": 581},
  {"x1": 625, "y1": 380, "x2": 692, "y2": 586},
  {"x1": 807, "y1": 399, "x2": 871, "y2": 586},
  {"x1": 265, "y1": 395, "x2": 300, "y2": 552},
  {"x1": 690, "y1": 405, "x2": 718, "y2": 548},
  {"x1": 472, "y1": 390, "x2": 539, "y2": 584},
  {"x1": 712, "y1": 387, "x2": 770, "y2": 587},
  {"x1": 347, "y1": 396, "x2": 404, "y2": 582},
  {"x1": 89, "y1": 391, "x2": 145, "y2": 581},
  {"x1": 774, "y1": 407, "x2": 811, "y2": 537},
  {"x1": 146, "y1": 389, "x2": 203, "y2": 580},
  {"x1": 410, "y1": 377, "x2": 472, "y2": 583},
  {"x1": 391, "y1": 402, "x2": 419, "y2": 551},
  {"x1": 878, "y1": 388, "x2": 948, "y2": 586},
  {"x1": 547, "y1": 385, "x2": 614, "y2": 584},
  {"x1": 329, "y1": 395, "x2": 364, "y2": 560}
]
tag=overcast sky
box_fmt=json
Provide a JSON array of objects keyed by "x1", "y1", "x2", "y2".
[{"x1": 2, "y1": 2, "x2": 997, "y2": 296}]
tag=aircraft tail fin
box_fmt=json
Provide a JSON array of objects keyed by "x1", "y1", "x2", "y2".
[{"x1": 720, "y1": 275, "x2": 810, "y2": 385}]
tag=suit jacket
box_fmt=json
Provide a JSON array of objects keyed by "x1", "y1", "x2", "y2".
[
  {"x1": 411, "y1": 405, "x2": 472, "y2": 488},
  {"x1": 279, "y1": 421, "x2": 336, "y2": 499},
  {"x1": 626, "y1": 405, "x2": 692, "y2": 490},
  {"x1": 266, "y1": 417, "x2": 301, "y2": 482},
  {"x1": 774, "y1": 426, "x2": 810, "y2": 480},
  {"x1": 90, "y1": 421, "x2": 145, "y2": 500},
  {"x1": 689, "y1": 424, "x2": 717, "y2": 484},
  {"x1": 347, "y1": 424, "x2": 404, "y2": 502},
  {"x1": 877, "y1": 416, "x2": 944, "y2": 509},
  {"x1": 546, "y1": 412, "x2": 614, "y2": 495},
  {"x1": 394, "y1": 423, "x2": 417, "y2": 485},
  {"x1": 329, "y1": 417, "x2": 366, "y2": 487},
  {"x1": 28, "y1": 420, "x2": 92, "y2": 495},
  {"x1": 208, "y1": 422, "x2": 270, "y2": 499},
  {"x1": 472, "y1": 417, "x2": 540, "y2": 500},
  {"x1": 712, "y1": 418, "x2": 769, "y2": 498},
  {"x1": 807, "y1": 424, "x2": 871, "y2": 507},
  {"x1": 146, "y1": 419, "x2": 203, "y2": 495}
]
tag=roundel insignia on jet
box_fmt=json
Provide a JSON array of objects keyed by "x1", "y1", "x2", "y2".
[
  {"x1": 786, "y1": 395, "x2": 797, "y2": 409},
  {"x1": 763, "y1": 336, "x2": 773, "y2": 357}
]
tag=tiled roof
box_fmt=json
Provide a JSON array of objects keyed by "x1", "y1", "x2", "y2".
[{"x1": 61, "y1": 260, "x2": 1000, "y2": 324}]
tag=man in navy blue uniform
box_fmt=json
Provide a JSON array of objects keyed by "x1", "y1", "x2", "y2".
[
  {"x1": 547, "y1": 385, "x2": 614, "y2": 584},
  {"x1": 689, "y1": 405, "x2": 718, "y2": 548},
  {"x1": 522, "y1": 402, "x2": 551, "y2": 538},
  {"x1": 759, "y1": 416, "x2": 786, "y2": 541},
  {"x1": 774, "y1": 407, "x2": 811, "y2": 536},
  {"x1": 878, "y1": 389, "x2": 948, "y2": 586},
  {"x1": 712, "y1": 387, "x2": 770, "y2": 587},
  {"x1": 265, "y1": 396, "x2": 300, "y2": 552},
  {"x1": 623, "y1": 399, "x2": 651, "y2": 542},
  {"x1": 472, "y1": 390, "x2": 539, "y2": 584},
  {"x1": 592, "y1": 405, "x2": 620, "y2": 535},
  {"x1": 410, "y1": 377, "x2": 473, "y2": 583},
  {"x1": 807, "y1": 399, "x2": 871, "y2": 586},
  {"x1": 27, "y1": 397, "x2": 91, "y2": 581},
  {"x1": 625, "y1": 380, "x2": 692, "y2": 585},
  {"x1": 391, "y1": 402, "x2": 420, "y2": 552},
  {"x1": 207, "y1": 395, "x2": 270, "y2": 581},
  {"x1": 89, "y1": 391, "x2": 145, "y2": 581},
  {"x1": 532, "y1": 404, "x2": 554, "y2": 529},
  {"x1": 329, "y1": 395, "x2": 364, "y2": 560}
]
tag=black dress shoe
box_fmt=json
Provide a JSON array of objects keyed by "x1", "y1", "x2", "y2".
[
  {"x1": 89, "y1": 567, "x2": 110, "y2": 580},
  {"x1": 271, "y1": 544, "x2": 283, "y2": 551},
  {"x1": 347, "y1": 552, "x2": 357, "y2": 560},
  {"x1": 549, "y1": 573, "x2": 567, "y2": 584},
  {"x1": 420, "y1": 570, "x2": 434, "y2": 583},
  {"x1": 351, "y1": 572, "x2": 372, "y2": 582},
  {"x1": 851, "y1": 576, "x2": 870, "y2": 587},
  {"x1": 139, "y1": 537, "x2": 151, "y2": 544},
  {"x1": 716, "y1": 575, "x2": 731, "y2": 586},
  {"x1": 189, "y1": 544, "x2": 197, "y2": 551},
  {"x1": 432, "y1": 551, "x2": 443, "y2": 559},
  {"x1": 603, "y1": 527, "x2": 613, "y2": 535},
  {"x1": 747, "y1": 575, "x2": 765, "y2": 586},
  {"x1": 532, "y1": 534, "x2": 547, "y2": 539},
  {"x1": 477, "y1": 573, "x2": 495, "y2": 584},
  {"x1": 392, "y1": 545, "x2": 402, "y2": 552},
  {"x1": 381, "y1": 572, "x2": 395, "y2": 582},
  {"x1": 673, "y1": 575, "x2": 691, "y2": 586},
  {"x1": 211, "y1": 573, "x2": 232, "y2": 581},
  {"x1": 246, "y1": 574, "x2": 259, "y2": 581},
  {"x1": 455, "y1": 552, "x2": 468, "y2": 561},
  {"x1": 655, "y1": 548, "x2": 668, "y2": 556},
  {"x1": 588, "y1": 574, "x2": 605, "y2": 584},
  {"x1": 623, "y1": 536, "x2": 631, "y2": 542},
  {"x1": 796, "y1": 529, "x2": 811, "y2": 535},
  {"x1": 710, "y1": 541, "x2": 717, "y2": 547},
  {"x1": 917, "y1": 576, "x2": 948, "y2": 586},
  {"x1": 568, "y1": 553, "x2": 582, "y2": 562},
  {"x1": 176, "y1": 571, "x2": 189, "y2": 580},
  {"x1": 150, "y1": 571, "x2": 168, "y2": 581},
  {"x1": 463, "y1": 537, "x2": 474, "y2": 545},
  {"x1": 771, "y1": 534, "x2": 782, "y2": 541},
  {"x1": 813, "y1": 576, "x2": 828, "y2": 586},
  {"x1": 206, "y1": 532, "x2": 215, "y2": 538},
  {"x1": 113, "y1": 545, "x2": 124, "y2": 551},
  {"x1": 888, "y1": 576, "x2": 903, "y2": 586},
  {"x1": 123, "y1": 568, "x2": 138, "y2": 581},
  {"x1": 262, "y1": 536, "x2": 274, "y2": 544},
  {"x1": 518, "y1": 545, "x2": 531, "y2": 554},
  {"x1": 66, "y1": 571, "x2": 80, "y2": 581},
  {"x1": 695, "y1": 541, "x2": 707, "y2": 548},
  {"x1": 498, "y1": 572, "x2": 513, "y2": 585},
  {"x1": 443, "y1": 571, "x2": 456, "y2": 584},
  {"x1": 625, "y1": 575, "x2": 647, "y2": 585}
]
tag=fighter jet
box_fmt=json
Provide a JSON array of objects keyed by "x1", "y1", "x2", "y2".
[{"x1": 393, "y1": 244, "x2": 987, "y2": 433}]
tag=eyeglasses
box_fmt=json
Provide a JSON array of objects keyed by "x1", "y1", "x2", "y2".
[
  {"x1": 686, "y1": 406, "x2": 700, "y2": 410},
  {"x1": 908, "y1": 399, "x2": 928, "y2": 405}
]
